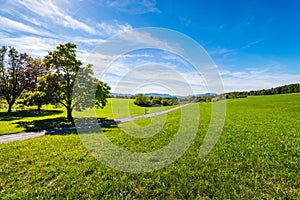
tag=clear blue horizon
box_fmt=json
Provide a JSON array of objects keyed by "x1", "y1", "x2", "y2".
[{"x1": 1, "y1": 0, "x2": 299, "y2": 94}]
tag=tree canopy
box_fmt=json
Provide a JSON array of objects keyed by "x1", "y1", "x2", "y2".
[
  {"x1": 0, "y1": 46, "x2": 40, "y2": 112},
  {"x1": 0, "y1": 43, "x2": 111, "y2": 119},
  {"x1": 42, "y1": 42, "x2": 110, "y2": 119}
]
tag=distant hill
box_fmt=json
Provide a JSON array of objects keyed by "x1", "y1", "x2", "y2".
[
  {"x1": 192, "y1": 93, "x2": 217, "y2": 97},
  {"x1": 111, "y1": 92, "x2": 218, "y2": 98},
  {"x1": 144, "y1": 93, "x2": 173, "y2": 98},
  {"x1": 110, "y1": 93, "x2": 134, "y2": 98}
]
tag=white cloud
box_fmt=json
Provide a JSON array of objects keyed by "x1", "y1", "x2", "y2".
[
  {"x1": 220, "y1": 67, "x2": 300, "y2": 92},
  {"x1": 111, "y1": 65, "x2": 197, "y2": 95},
  {"x1": 119, "y1": 31, "x2": 180, "y2": 52},
  {"x1": 104, "y1": 0, "x2": 160, "y2": 14},
  {"x1": 0, "y1": 16, "x2": 53, "y2": 37},
  {"x1": 11, "y1": 0, "x2": 97, "y2": 35},
  {"x1": 0, "y1": 0, "x2": 136, "y2": 59},
  {"x1": 0, "y1": 35, "x2": 62, "y2": 58},
  {"x1": 96, "y1": 21, "x2": 133, "y2": 37},
  {"x1": 96, "y1": 59, "x2": 210, "y2": 95},
  {"x1": 72, "y1": 37, "x2": 106, "y2": 45},
  {"x1": 3, "y1": 0, "x2": 132, "y2": 37}
]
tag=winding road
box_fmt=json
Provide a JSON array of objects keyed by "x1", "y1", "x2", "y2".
[{"x1": 0, "y1": 104, "x2": 189, "y2": 144}]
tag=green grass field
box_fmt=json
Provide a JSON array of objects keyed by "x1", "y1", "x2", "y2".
[
  {"x1": 0, "y1": 98, "x2": 175, "y2": 135},
  {"x1": 0, "y1": 94, "x2": 299, "y2": 198}
]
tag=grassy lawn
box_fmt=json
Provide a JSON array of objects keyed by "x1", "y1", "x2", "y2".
[
  {"x1": 0, "y1": 94, "x2": 299, "y2": 198},
  {"x1": 0, "y1": 98, "x2": 175, "y2": 135},
  {"x1": 0, "y1": 105, "x2": 68, "y2": 136}
]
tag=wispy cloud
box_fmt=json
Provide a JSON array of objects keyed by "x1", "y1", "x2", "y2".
[
  {"x1": 208, "y1": 47, "x2": 235, "y2": 56},
  {"x1": 218, "y1": 24, "x2": 225, "y2": 31},
  {"x1": 0, "y1": 0, "x2": 135, "y2": 58},
  {"x1": 179, "y1": 16, "x2": 191, "y2": 27},
  {"x1": 8, "y1": 0, "x2": 97, "y2": 35},
  {"x1": 104, "y1": 0, "x2": 160, "y2": 14},
  {"x1": 241, "y1": 39, "x2": 263, "y2": 49},
  {"x1": 2, "y1": 0, "x2": 133, "y2": 37},
  {"x1": 108, "y1": 63, "x2": 200, "y2": 95},
  {"x1": 0, "y1": 16, "x2": 53, "y2": 37},
  {"x1": 90, "y1": 48, "x2": 211, "y2": 95},
  {"x1": 220, "y1": 67, "x2": 300, "y2": 92},
  {"x1": 119, "y1": 31, "x2": 180, "y2": 52},
  {"x1": 208, "y1": 39, "x2": 262, "y2": 57},
  {"x1": 96, "y1": 21, "x2": 132, "y2": 37},
  {"x1": 0, "y1": 35, "x2": 62, "y2": 57}
]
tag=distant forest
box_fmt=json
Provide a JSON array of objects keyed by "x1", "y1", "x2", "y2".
[
  {"x1": 114, "y1": 83, "x2": 300, "y2": 106},
  {"x1": 225, "y1": 83, "x2": 300, "y2": 99}
]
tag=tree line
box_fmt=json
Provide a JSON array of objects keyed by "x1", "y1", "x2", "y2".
[
  {"x1": 225, "y1": 83, "x2": 300, "y2": 99},
  {"x1": 131, "y1": 83, "x2": 300, "y2": 107},
  {"x1": 0, "y1": 43, "x2": 110, "y2": 119},
  {"x1": 134, "y1": 94, "x2": 179, "y2": 107}
]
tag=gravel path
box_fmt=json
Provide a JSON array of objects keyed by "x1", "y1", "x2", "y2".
[
  {"x1": 0, "y1": 104, "x2": 189, "y2": 144},
  {"x1": 0, "y1": 131, "x2": 46, "y2": 144},
  {"x1": 114, "y1": 104, "x2": 188, "y2": 123}
]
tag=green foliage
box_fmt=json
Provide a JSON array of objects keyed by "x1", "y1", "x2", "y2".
[
  {"x1": 134, "y1": 94, "x2": 179, "y2": 107},
  {"x1": 73, "y1": 64, "x2": 111, "y2": 111},
  {"x1": 43, "y1": 42, "x2": 82, "y2": 119},
  {"x1": 42, "y1": 43, "x2": 110, "y2": 119},
  {"x1": 19, "y1": 91, "x2": 46, "y2": 111},
  {"x1": 151, "y1": 98, "x2": 161, "y2": 105},
  {"x1": 0, "y1": 46, "x2": 41, "y2": 112},
  {"x1": 0, "y1": 98, "x2": 174, "y2": 135},
  {"x1": 0, "y1": 94, "x2": 299, "y2": 198},
  {"x1": 225, "y1": 92, "x2": 247, "y2": 99},
  {"x1": 134, "y1": 94, "x2": 151, "y2": 107},
  {"x1": 225, "y1": 83, "x2": 300, "y2": 99},
  {"x1": 95, "y1": 81, "x2": 111, "y2": 109}
]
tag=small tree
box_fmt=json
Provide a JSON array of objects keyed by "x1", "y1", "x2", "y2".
[
  {"x1": 20, "y1": 72, "x2": 62, "y2": 111},
  {"x1": 151, "y1": 98, "x2": 161, "y2": 105},
  {"x1": 18, "y1": 58, "x2": 48, "y2": 110},
  {"x1": 134, "y1": 94, "x2": 151, "y2": 107}
]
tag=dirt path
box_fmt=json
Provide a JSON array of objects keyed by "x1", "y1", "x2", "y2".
[{"x1": 0, "y1": 104, "x2": 189, "y2": 144}]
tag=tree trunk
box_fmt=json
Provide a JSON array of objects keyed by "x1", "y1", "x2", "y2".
[
  {"x1": 37, "y1": 104, "x2": 41, "y2": 111},
  {"x1": 67, "y1": 107, "x2": 73, "y2": 120},
  {"x1": 8, "y1": 103, "x2": 13, "y2": 113}
]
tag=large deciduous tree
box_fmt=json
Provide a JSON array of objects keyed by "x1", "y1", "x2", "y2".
[
  {"x1": 0, "y1": 46, "x2": 36, "y2": 112},
  {"x1": 43, "y1": 42, "x2": 110, "y2": 120},
  {"x1": 43, "y1": 42, "x2": 82, "y2": 119}
]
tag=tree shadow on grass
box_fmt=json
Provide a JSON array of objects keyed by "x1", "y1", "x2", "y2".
[
  {"x1": 13, "y1": 117, "x2": 119, "y2": 135},
  {"x1": 0, "y1": 109, "x2": 63, "y2": 121}
]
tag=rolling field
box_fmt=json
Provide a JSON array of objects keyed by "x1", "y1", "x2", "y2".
[
  {"x1": 0, "y1": 98, "x2": 175, "y2": 135},
  {"x1": 0, "y1": 94, "x2": 299, "y2": 198}
]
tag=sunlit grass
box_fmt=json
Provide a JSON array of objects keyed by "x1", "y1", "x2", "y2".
[
  {"x1": 0, "y1": 98, "x2": 176, "y2": 135},
  {"x1": 0, "y1": 94, "x2": 299, "y2": 198}
]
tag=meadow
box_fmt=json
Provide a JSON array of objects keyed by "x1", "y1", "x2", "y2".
[
  {"x1": 0, "y1": 98, "x2": 175, "y2": 136},
  {"x1": 0, "y1": 94, "x2": 299, "y2": 199}
]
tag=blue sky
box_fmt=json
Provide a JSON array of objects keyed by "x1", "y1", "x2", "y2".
[{"x1": 0, "y1": 0, "x2": 299, "y2": 94}]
